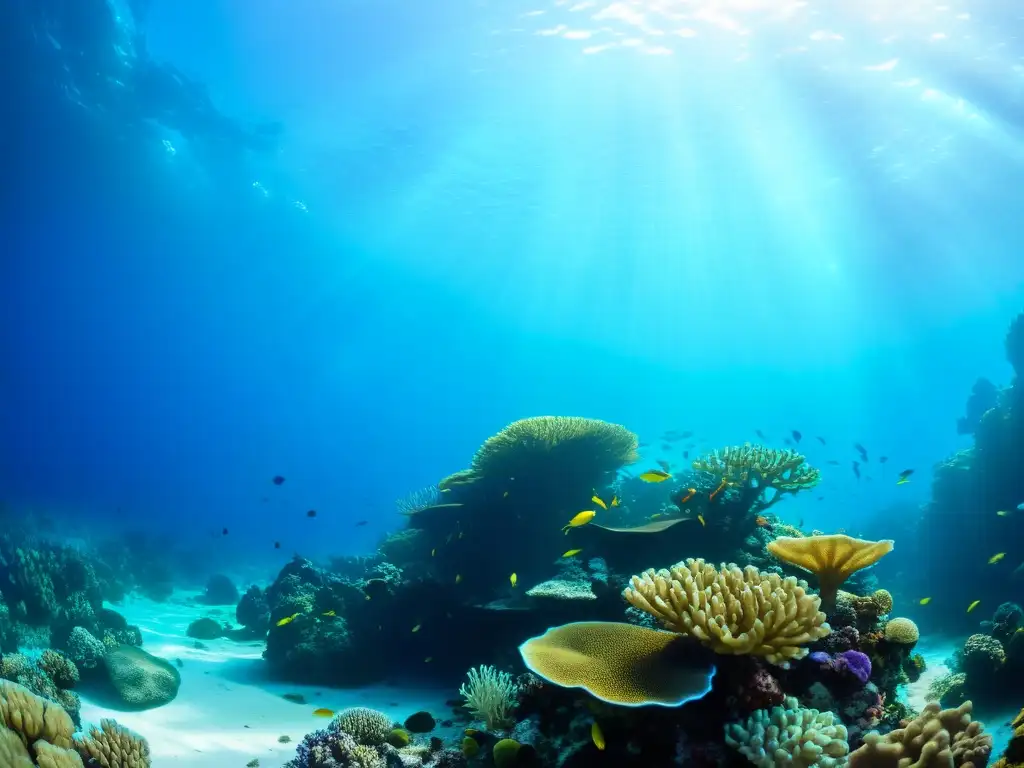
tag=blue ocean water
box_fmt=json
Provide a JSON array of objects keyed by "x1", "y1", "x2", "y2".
[{"x1": 5, "y1": 1, "x2": 1024, "y2": 767}]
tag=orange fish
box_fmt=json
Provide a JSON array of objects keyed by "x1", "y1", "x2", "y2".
[
  {"x1": 679, "y1": 488, "x2": 696, "y2": 504},
  {"x1": 755, "y1": 515, "x2": 773, "y2": 530},
  {"x1": 313, "y1": 708, "x2": 334, "y2": 718},
  {"x1": 709, "y1": 479, "x2": 728, "y2": 501}
]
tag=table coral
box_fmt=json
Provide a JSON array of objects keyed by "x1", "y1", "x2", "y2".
[
  {"x1": 623, "y1": 558, "x2": 830, "y2": 665},
  {"x1": 767, "y1": 535, "x2": 894, "y2": 609}
]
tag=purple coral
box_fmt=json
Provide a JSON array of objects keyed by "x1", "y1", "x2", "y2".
[{"x1": 835, "y1": 650, "x2": 872, "y2": 684}]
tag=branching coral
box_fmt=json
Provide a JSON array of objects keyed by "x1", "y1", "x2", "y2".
[
  {"x1": 74, "y1": 719, "x2": 150, "y2": 768},
  {"x1": 692, "y1": 444, "x2": 821, "y2": 510},
  {"x1": 848, "y1": 701, "x2": 991, "y2": 768},
  {"x1": 623, "y1": 558, "x2": 830, "y2": 665},
  {"x1": 725, "y1": 695, "x2": 850, "y2": 768},
  {"x1": 333, "y1": 708, "x2": 392, "y2": 747},
  {"x1": 767, "y1": 535, "x2": 894, "y2": 609},
  {"x1": 459, "y1": 665, "x2": 518, "y2": 730}
]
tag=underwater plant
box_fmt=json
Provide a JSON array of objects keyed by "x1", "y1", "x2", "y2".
[{"x1": 459, "y1": 665, "x2": 518, "y2": 731}]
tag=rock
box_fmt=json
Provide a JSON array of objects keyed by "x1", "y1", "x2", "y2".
[
  {"x1": 186, "y1": 617, "x2": 225, "y2": 640},
  {"x1": 102, "y1": 645, "x2": 181, "y2": 709},
  {"x1": 236, "y1": 585, "x2": 269, "y2": 631},
  {"x1": 201, "y1": 574, "x2": 239, "y2": 605},
  {"x1": 403, "y1": 710, "x2": 436, "y2": 733}
]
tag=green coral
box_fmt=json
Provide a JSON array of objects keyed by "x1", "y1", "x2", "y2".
[
  {"x1": 335, "y1": 707, "x2": 393, "y2": 746},
  {"x1": 693, "y1": 444, "x2": 821, "y2": 510}
]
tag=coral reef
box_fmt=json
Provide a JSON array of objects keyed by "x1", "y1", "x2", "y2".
[
  {"x1": 848, "y1": 701, "x2": 991, "y2": 768},
  {"x1": 725, "y1": 695, "x2": 850, "y2": 768},
  {"x1": 692, "y1": 444, "x2": 822, "y2": 511}
]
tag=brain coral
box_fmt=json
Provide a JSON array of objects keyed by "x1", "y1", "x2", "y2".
[
  {"x1": 623, "y1": 558, "x2": 830, "y2": 666},
  {"x1": 884, "y1": 618, "x2": 920, "y2": 645}
]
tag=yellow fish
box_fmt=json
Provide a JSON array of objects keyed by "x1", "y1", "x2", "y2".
[
  {"x1": 591, "y1": 722, "x2": 605, "y2": 751},
  {"x1": 591, "y1": 495, "x2": 607, "y2": 510},
  {"x1": 412, "y1": 624, "x2": 422, "y2": 633},
  {"x1": 561, "y1": 510, "x2": 596, "y2": 533},
  {"x1": 455, "y1": 574, "x2": 462, "y2": 584},
  {"x1": 967, "y1": 600, "x2": 981, "y2": 613},
  {"x1": 464, "y1": 729, "x2": 480, "y2": 737},
  {"x1": 697, "y1": 515, "x2": 706, "y2": 527},
  {"x1": 313, "y1": 708, "x2": 334, "y2": 718},
  {"x1": 649, "y1": 513, "x2": 664, "y2": 520},
  {"x1": 562, "y1": 549, "x2": 583, "y2": 558},
  {"x1": 275, "y1": 613, "x2": 300, "y2": 627},
  {"x1": 638, "y1": 469, "x2": 672, "y2": 483},
  {"x1": 919, "y1": 597, "x2": 932, "y2": 606},
  {"x1": 610, "y1": 495, "x2": 619, "y2": 507},
  {"x1": 510, "y1": 573, "x2": 518, "y2": 588},
  {"x1": 989, "y1": 552, "x2": 1006, "y2": 565},
  {"x1": 321, "y1": 610, "x2": 336, "y2": 617}
]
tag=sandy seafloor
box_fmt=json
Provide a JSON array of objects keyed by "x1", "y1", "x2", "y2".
[
  {"x1": 78, "y1": 597, "x2": 1019, "y2": 766},
  {"x1": 78, "y1": 595, "x2": 452, "y2": 768}
]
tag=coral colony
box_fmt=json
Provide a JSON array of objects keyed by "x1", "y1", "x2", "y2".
[{"x1": 5, "y1": 311, "x2": 1024, "y2": 766}]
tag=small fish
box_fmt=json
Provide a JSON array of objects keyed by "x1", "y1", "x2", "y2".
[
  {"x1": 697, "y1": 514, "x2": 706, "y2": 527},
  {"x1": 610, "y1": 496, "x2": 619, "y2": 507},
  {"x1": 455, "y1": 574, "x2": 463, "y2": 584},
  {"x1": 458, "y1": 531, "x2": 464, "y2": 540},
  {"x1": 312, "y1": 708, "x2": 334, "y2": 718},
  {"x1": 827, "y1": 460, "x2": 840, "y2": 465},
  {"x1": 896, "y1": 469, "x2": 914, "y2": 485},
  {"x1": 650, "y1": 513, "x2": 664, "y2": 519},
  {"x1": 276, "y1": 613, "x2": 300, "y2": 627},
  {"x1": 465, "y1": 729, "x2": 480, "y2": 737},
  {"x1": 709, "y1": 479, "x2": 727, "y2": 501},
  {"x1": 816, "y1": 436, "x2": 827, "y2": 445},
  {"x1": 1018, "y1": 502, "x2": 1024, "y2": 511},
  {"x1": 322, "y1": 610, "x2": 336, "y2": 617},
  {"x1": 989, "y1": 552, "x2": 1006, "y2": 565},
  {"x1": 639, "y1": 469, "x2": 672, "y2": 483},
  {"x1": 274, "y1": 541, "x2": 281, "y2": 549},
  {"x1": 879, "y1": 456, "x2": 888, "y2": 463},
  {"x1": 424, "y1": 657, "x2": 433, "y2": 663},
  {"x1": 411, "y1": 624, "x2": 422, "y2": 633},
  {"x1": 660, "y1": 443, "x2": 673, "y2": 451},
  {"x1": 510, "y1": 573, "x2": 518, "y2": 588},
  {"x1": 682, "y1": 450, "x2": 689, "y2": 459},
  {"x1": 919, "y1": 597, "x2": 932, "y2": 605},
  {"x1": 967, "y1": 600, "x2": 981, "y2": 613},
  {"x1": 355, "y1": 520, "x2": 368, "y2": 526},
  {"x1": 503, "y1": 491, "x2": 509, "y2": 498},
  {"x1": 997, "y1": 510, "x2": 1011, "y2": 517},
  {"x1": 591, "y1": 495, "x2": 607, "y2": 510},
  {"x1": 222, "y1": 528, "x2": 229, "y2": 535},
  {"x1": 680, "y1": 431, "x2": 693, "y2": 439},
  {"x1": 679, "y1": 488, "x2": 696, "y2": 504},
  {"x1": 440, "y1": 487, "x2": 451, "y2": 493},
  {"x1": 655, "y1": 459, "x2": 672, "y2": 473},
  {"x1": 852, "y1": 461, "x2": 861, "y2": 480},
  {"x1": 307, "y1": 509, "x2": 317, "y2": 518},
  {"x1": 431, "y1": 548, "x2": 436, "y2": 556},
  {"x1": 854, "y1": 443, "x2": 868, "y2": 461},
  {"x1": 791, "y1": 430, "x2": 802, "y2": 443},
  {"x1": 755, "y1": 429, "x2": 766, "y2": 439},
  {"x1": 591, "y1": 722, "x2": 605, "y2": 751},
  {"x1": 755, "y1": 515, "x2": 772, "y2": 530},
  {"x1": 562, "y1": 510, "x2": 597, "y2": 532},
  {"x1": 562, "y1": 549, "x2": 583, "y2": 558},
  {"x1": 272, "y1": 475, "x2": 286, "y2": 485}
]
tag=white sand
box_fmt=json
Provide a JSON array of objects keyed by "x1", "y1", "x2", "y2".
[{"x1": 79, "y1": 595, "x2": 449, "y2": 768}]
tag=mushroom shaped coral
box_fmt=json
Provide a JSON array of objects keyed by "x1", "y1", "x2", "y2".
[
  {"x1": 518, "y1": 621, "x2": 716, "y2": 707},
  {"x1": 767, "y1": 535, "x2": 894, "y2": 609},
  {"x1": 623, "y1": 558, "x2": 830, "y2": 666}
]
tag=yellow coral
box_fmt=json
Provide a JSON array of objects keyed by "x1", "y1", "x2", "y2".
[
  {"x1": 33, "y1": 741, "x2": 84, "y2": 768},
  {"x1": 849, "y1": 701, "x2": 991, "y2": 768},
  {"x1": 884, "y1": 617, "x2": 920, "y2": 645},
  {"x1": 493, "y1": 739, "x2": 521, "y2": 768},
  {"x1": 518, "y1": 621, "x2": 716, "y2": 706},
  {"x1": 692, "y1": 444, "x2": 821, "y2": 509},
  {"x1": 623, "y1": 559, "x2": 830, "y2": 665},
  {"x1": 0, "y1": 727, "x2": 32, "y2": 768},
  {"x1": 993, "y1": 707, "x2": 1024, "y2": 768},
  {"x1": 767, "y1": 535, "x2": 894, "y2": 608},
  {"x1": 73, "y1": 719, "x2": 150, "y2": 768},
  {"x1": 0, "y1": 680, "x2": 75, "y2": 751}
]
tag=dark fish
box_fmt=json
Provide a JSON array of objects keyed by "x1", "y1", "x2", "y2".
[
  {"x1": 817, "y1": 497, "x2": 824, "y2": 501},
  {"x1": 273, "y1": 475, "x2": 286, "y2": 485},
  {"x1": 896, "y1": 469, "x2": 914, "y2": 485},
  {"x1": 661, "y1": 443, "x2": 673, "y2": 451},
  {"x1": 879, "y1": 456, "x2": 888, "y2": 463},
  {"x1": 852, "y1": 461, "x2": 861, "y2": 480},
  {"x1": 791, "y1": 430, "x2": 802, "y2": 443},
  {"x1": 680, "y1": 431, "x2": 693, "y2": 439},
  {"x1": 827, "y1": 460, "x2": 840, "y2": 466},
  {"x1": 274, "y1": 541, "x2": 281, "y2": 549},
  {"x1": 755, "y1": 429, "x2": 766, "y2": 439},
  {"x1": 816, "y1": 436, "x2": 826, "y2": 445},
  {"x1": 682, "y1": 451, "x2": 689, "y2": 459},
  {"x1": 355, "y1": 520, "x2": 368, "y2": 526},
  {"x1": 639, "y1": 442, "x2": 650, "y2": 448},
  {"x1": 656, "y1": 459, "x2": 671, "y2": 472},
  {"x1": 307, "y1": 509, "x2": 317, "y2": 518},
  {"x1": 222, "y1": 528, "x2": 229, "y2": 535},
  {"x1": 854, "y1": 443, "x2": 868, "y2": 462},
  {"x1": 784, "y1": 438, "x2": 794, "y2": 446}
]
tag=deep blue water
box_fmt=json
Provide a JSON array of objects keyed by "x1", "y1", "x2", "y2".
[{"x1": 5, "y1": 0, "x2": 1024, "y2": 580}]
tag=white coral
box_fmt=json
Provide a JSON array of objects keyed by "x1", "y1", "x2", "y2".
[{"x1": 458, "y1": 665, "x2": 517, "y2": 731}]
